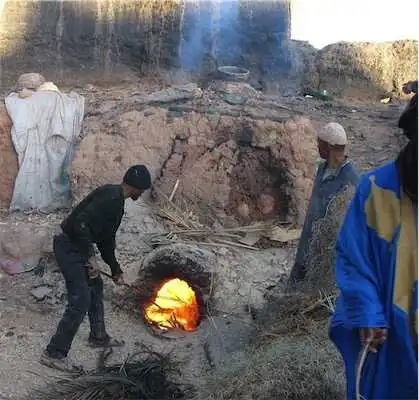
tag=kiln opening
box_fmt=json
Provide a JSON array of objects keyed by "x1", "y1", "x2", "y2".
[
  {"x1": 144, "y1": 278, "x2": 201, "y2": 332},
  {"x1": 136, "y1": 244, "x2": 214, "y2": 335}
]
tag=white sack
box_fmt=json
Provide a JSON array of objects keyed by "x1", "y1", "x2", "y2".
[{"x1": 5, "y1": 91, "x2": 85, "y2": 212}]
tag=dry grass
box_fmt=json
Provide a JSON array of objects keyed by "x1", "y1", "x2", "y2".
[
  {"x1": 253, "y1": 291, "x2": 336, "y2": 342},
  {"x1": 196, "y1": 292, "x2": 344, "y2": 400},
  {"x1": 305, "y1": 40, "x2": 418, "y2": 99}
]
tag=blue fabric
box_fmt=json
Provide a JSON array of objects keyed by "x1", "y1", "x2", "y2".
[
  {"x1": 293, "y1": 159, "x2": 359, "y2": 276},
  {"x1": 330, "y1": 161, "x2": 418, "y2": 400}
]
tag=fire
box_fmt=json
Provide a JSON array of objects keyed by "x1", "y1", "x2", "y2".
[{"x1": 144, "y1": 278, "x2": 200, "y2": 332}]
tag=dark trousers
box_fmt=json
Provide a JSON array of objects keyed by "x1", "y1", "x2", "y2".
[{"x1": 46, "y1": 233, "x2": 107, "y2": 359}]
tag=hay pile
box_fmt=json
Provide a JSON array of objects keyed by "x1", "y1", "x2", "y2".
[
  {"x1": 305, "y1": 39, "x2": 418, "y2": 99},
  {"x1": 196, "y1": 293, "x2": 344, "y2": 400}
]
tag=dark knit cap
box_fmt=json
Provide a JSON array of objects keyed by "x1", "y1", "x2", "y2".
[{"x1": 123, "y1": 165, "x2": 151, "y2": 190}]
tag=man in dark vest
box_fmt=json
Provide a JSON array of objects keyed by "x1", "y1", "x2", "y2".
[{"x1": 41, "y1": 165, "x2": 152, "y2": 372}]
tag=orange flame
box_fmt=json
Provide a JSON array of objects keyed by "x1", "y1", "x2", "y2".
[{"x1": 144, "y1": 278, "x2": 200, "y2": 331}]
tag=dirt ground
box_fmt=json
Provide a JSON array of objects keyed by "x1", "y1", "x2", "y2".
[{"x1": 0, "y1": 78, "x2": 408, "y2": 399}]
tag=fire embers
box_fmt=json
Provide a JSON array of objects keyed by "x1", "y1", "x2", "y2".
[{"x1": 144, "y1": 278, "x2": 200, "y2": 332}]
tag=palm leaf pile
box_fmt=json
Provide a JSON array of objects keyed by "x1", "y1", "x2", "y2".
[{"x1": 30, "y1": 347, "x2": 195, "y2": 400}]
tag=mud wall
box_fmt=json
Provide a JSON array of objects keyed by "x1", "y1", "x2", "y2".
[
  {"x1": 0, "y1": 0, "x2": 182, "y2": 87},
  {"x1": 0, "y1": 0, "x2": 291, "y2": 90},
  {"x1": 70, "y1": 100, "x2": 317, "y2": 226}
]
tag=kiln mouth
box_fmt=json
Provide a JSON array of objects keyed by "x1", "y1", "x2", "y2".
[
  {"x1": 136, "y1": 244, "x2": 214, "y2": 338},
  {"x1": 143, "y1": 277, "x2": 204, "y2": 333}
]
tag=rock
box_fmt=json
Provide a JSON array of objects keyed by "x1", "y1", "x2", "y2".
[
  {"x1": 141, "y1": 83, "x2": 203, "y2": 104},
  {"x1": 16, "y1": 73, "x2": 46, "y2": 91},
  {"x1": 210, "y1": 81, "x2": 262, "y2": 100},
  {"x1": 259, "y1": 194, "x2": 275, "y2": 215},
  {"x1": 30, "y1": 286, "x2": 52, "y2": 301},
  {"x1": 237, "y1": 202, "x2": 250, "y2": 218},
  {"x1": 0, "y1": 223, "x2": 50, "y2": 270},
  {"x1": 222, "y1": 93, "x2": 247, "y2": 106},
  {"x1": 217, "y1": 247, "x2": 229, "y2": 257}
]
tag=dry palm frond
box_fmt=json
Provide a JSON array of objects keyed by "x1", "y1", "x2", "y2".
[
  {"x1": 151, "y1": 185, "x2": 298, "y2": 249},
  {"x1": 29, "y1": 346, "x2": 194, "y2": 400},
  {"x1": 147, "y1": 218, "x2": 291, "y2": 250}
]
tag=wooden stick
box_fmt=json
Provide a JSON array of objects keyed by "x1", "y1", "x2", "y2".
[
  {"x1": 168, "y1": 179, "x2": 180, "y2": 202},
  {"x1": 211, "y1": 238, "x2": 260, "y2": 250}
]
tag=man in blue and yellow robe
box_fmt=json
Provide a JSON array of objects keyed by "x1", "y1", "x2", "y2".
[{"x1": 330, "y1": 92, "x2": 418, "y2": 399}]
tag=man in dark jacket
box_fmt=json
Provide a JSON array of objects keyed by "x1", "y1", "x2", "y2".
[{"x1": 41, "y1": 165, "x2": 152, "y2": 372}]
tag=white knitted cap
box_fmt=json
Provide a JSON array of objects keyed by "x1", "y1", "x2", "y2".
[{"x1": 318, "y1": 122, "x2": 347, "y2": 146}]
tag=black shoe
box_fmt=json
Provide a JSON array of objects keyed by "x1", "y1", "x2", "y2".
[
  {"x1": 88, "y1": 336, "x2": 125, "y2": 348},
  {"x1": 40, "y1": 350, "x2": 83, "y2": 372}
]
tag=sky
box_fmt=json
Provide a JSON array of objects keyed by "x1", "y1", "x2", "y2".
[{"x1": 290, "y1": 0, "x2": 419, "y2": 49}]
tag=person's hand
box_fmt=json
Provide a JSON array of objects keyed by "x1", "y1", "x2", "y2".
[
  {"x1": 112, "y1": 273, "x2": 125, "y2": 286},
  {"x1": 359, "y1": 327, "x2": 388, "y2": 352},
  {"x1": 87, "y1": 257, "x2": 100, "y2": 279}
]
